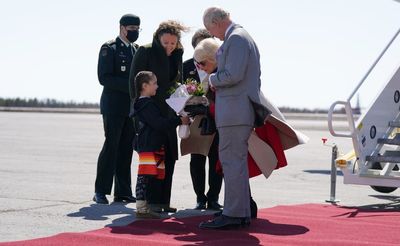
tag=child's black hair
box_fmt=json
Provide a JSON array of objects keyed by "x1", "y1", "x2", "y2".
[{"x1": 133, "y1": 71, "x2": 157, "y2": 101}]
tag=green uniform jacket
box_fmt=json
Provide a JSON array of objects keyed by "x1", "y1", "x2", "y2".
[
  {"x1": 97, "y1": 37, "x2": 138, "y2": 116},
  {"x1": 129, "y1": 37, "x2": 183, "y2": 160}
]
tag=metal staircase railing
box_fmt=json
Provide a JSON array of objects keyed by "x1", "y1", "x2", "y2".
[{"x1": 328, "y1": 27, "x2": 400, "y2": 165}]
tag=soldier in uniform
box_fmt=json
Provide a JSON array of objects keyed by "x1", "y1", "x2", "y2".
[{"x1": 93, "y1": 14, "x2": 141, "y2": 204}]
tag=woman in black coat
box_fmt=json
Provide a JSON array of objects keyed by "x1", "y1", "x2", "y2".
[{"x1": 129, "y1": 20, "x2": 188, "y2": 213}]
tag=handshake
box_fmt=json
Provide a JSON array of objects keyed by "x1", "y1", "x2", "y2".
[{"x1": 183, "y1": 104, "x2": 216, "y2": 135}]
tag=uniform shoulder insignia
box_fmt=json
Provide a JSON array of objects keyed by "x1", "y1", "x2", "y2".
[
  {"x1": 105, "y1": 39, "x2": 116, "y2": 45},
  {"x1": 102, "y1": 39, "x2": 116, "y2": 49},
  {"x1": 101, "y1": 48, "x2": 108, "y2": 57},
  {"x1": 183, "y1": 58, "x2": 193, "y2": 66},
  {"x1": 101, "y1": 39, "x2": 116, "y2": 56}
]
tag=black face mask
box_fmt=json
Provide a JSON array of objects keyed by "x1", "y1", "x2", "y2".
[{"x1": 126, "y1": 30, "x2": 139, "y2": 43}]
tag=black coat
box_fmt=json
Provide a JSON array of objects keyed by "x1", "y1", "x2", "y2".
[
  {"x1": 133, "y1": 97, "x2": 181, "y2": 152},
  {"x1": 129, "y1": 37, "x2": 184, "y2": 160},
  {"x1": 97, "y1": 37, "x2": 138, "y2": 116}
]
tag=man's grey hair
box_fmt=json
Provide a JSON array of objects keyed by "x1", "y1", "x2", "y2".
[{"x1": 203, "y1": 7, "x2": 230, "y2": 26}]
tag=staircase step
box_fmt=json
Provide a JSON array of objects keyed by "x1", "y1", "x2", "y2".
[
  {"x1": 366, "y1": 154, "x2": 400, "y2": 163},
  {"x1": 389, "y1": 121, "x2": 400, "y2": 127},
  {"x1": 383, "y1": 150, "x2": 400, "y2": 157},
  {"x1": 377, "y1": 134, "x2": 400, "y2": 145}
]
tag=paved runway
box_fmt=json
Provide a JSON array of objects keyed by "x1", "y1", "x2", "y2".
[{"x1": 0, "y1": 112, "x2": 398, "y2": 242}]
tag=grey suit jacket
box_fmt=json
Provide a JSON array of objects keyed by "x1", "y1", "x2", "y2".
[{"x1": 210, "y1": 24, "x2": 270, "y2": 128}]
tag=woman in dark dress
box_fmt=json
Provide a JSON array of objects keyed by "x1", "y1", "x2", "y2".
[{"x1": 129, "y1": 20, "x2": 188, "y2": 213}]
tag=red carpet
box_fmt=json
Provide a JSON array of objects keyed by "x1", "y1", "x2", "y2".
[{"x1": 2, "y1": 204, "x2": 400, "y2": 245}]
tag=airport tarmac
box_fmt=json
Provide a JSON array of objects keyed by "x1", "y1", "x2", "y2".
[{"x1": 0, "y1": 111, "x2": 398, "y2": 242}]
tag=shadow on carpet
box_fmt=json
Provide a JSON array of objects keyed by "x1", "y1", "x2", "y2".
[{"x1": 2, "y1": 203, "x2": 400, "y2": 245}]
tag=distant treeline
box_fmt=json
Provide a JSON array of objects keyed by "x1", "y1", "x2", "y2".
[
  {"x1": 0, "y1": 97, "x2": 99, "y2": 108},
  {"x1": 278, "y1": 107, "x2": 329, "y2": 114},
  {"x1": 0, "y1": 97, "x2": 348, "y2": 113}
]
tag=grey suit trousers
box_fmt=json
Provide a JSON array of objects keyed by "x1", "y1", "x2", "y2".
[{"x1": 218, "y1": 125, "x2": 252, "y2": 218}]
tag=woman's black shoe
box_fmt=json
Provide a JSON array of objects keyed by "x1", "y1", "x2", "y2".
[
  {"x1": 214, "y1": 210, "x2": 223, "y2": 217},
  {"x1": 163, "y1": 206, "x2": 177, "y2": 213},
  {"x1": 113, "y1": 195, "x2": 136, "y2": 203},
  {"x1": 250, "y1": 197, "x2": 258, "y2": 219},
  {"x1": 207, "y1": 201, "x2": 223, "y2": 210},
  {"x1": 93, "y1": 193, "x2": 109, "y2": 204},
  {"x1": 195, "y1": 201, "x2": 207, "y2": 210}
]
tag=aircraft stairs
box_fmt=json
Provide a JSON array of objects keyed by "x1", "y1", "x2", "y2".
[{"x1": 327, "y1": 27, "x2": 400, "y2": 196}]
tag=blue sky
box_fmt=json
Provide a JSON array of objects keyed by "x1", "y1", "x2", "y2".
[{"x1": 0, "y1": 0, "x2": 399, "y2": 109}]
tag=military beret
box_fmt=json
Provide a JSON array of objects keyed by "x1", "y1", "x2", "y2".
[{"x1": 119, "y1": 14, "x2": 140, "y2": 26}]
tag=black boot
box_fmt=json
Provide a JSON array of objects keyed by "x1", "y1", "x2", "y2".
[{"x1": 250, "y1": 197, "x2": 257, "y2": 219}]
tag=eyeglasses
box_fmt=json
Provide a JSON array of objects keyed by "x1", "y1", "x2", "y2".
[
  {"x1": 194, "y1": 59, "x2": 206, "y2": 67},
  {"x1": 127, "y1": 26, "x2": 142, "y2": 32}
]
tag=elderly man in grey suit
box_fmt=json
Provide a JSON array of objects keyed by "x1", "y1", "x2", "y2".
[{"x1": 199, "y1": 7, "x2": 269, "y2": 229}]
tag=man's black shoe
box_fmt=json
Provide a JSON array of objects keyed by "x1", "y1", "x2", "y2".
[
  {"x1": 195, "y1": 201, "x2": 206, "y2": 210},
  {"x1": 207, "y1": 201, "x2": 223, "y2": 210},
  {"x1": 199, "y1": 215, "x2": 250, "y2": 230},
  {"x1": 93, "y1": 193, "x2": 109, "y2": 204},
  {"x1": 113, "y1": 195, "x2": 136, "y2": 203},
  {"x1": 163, "y1": 206, "x2": 177, "y2": 213}
]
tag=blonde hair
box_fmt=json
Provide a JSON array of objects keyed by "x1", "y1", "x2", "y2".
[{"x1": 193, "y1": 38, "x2": 220, "y2": 64}]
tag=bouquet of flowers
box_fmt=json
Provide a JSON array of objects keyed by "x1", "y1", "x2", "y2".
[
  {"x1": 166, "y1": 78, "x2": 208, "y2": 113},
  {"x1": 166, "y1": 78, "x2": 208, "y2": 139},
  {"x1": 184, "y1": 78, "x2": 205, "y2": 96}
]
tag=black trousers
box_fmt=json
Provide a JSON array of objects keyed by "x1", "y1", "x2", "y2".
[
  {"x1": 95, "y1": 115, "x2": 134, "y2": 196},
  {"x1": 190, "y1": 135, "x2": 222, "y2": 203}
]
